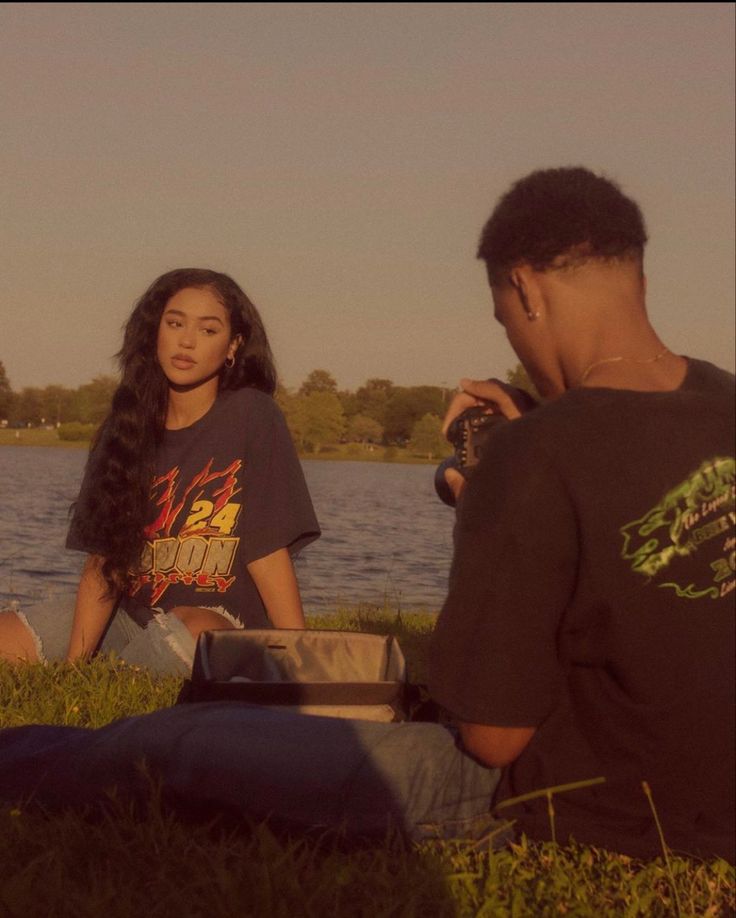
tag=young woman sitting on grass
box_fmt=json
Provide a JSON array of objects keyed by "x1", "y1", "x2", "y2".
[{"x1": 0, "y1": 269, "x2": 320, "y2": 673}]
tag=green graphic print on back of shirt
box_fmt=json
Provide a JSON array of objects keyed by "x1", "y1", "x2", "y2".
[{"x1": 620, "y1": 456, "x2": 735, "y2": 600}]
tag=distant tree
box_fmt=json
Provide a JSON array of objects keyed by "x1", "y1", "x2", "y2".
[
  {"x1": 337, "y1": 389, "x2": 360, "y2": 421},
  {"x1": 278, "y1": 390, "x2": 309, "y2": 450},
  {"x1": 354, "y1": 378, "x2": 394, "y2": 427},
  {"x1": 506, "y1": 363, "x2": 541, "y2": 402},
  {"x1": 302, "y1": 391, "x2": 345, "y2": 452},
  {"x1": 73, "y1": 376, "x2": 118, "y2": 424},
  {"x1": 347, "y1": 414, "x2": 383, "y2": 444},
  {"x1": 409, "y1": 414, "x2": 448, "y2": 460},
  {"x1": 39, "y1": 385, "x2": 76, "y2": 425},
  {"x1": 0, "y1": 361, "x2": 13, "y2": 421},
  {"x1": 299, "y1": 369, "x2": 338, "y2": 397},
  {"x1": 12, "y1": 387, "x2": 44, "y2": 426},
  {"x1": 383, "y1": 386, "x2": 444, "y2": 443}
]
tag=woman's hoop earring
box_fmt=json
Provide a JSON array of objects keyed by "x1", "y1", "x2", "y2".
[{"x1": 225, "y1": 355, "x2": 235, "y2": 369}]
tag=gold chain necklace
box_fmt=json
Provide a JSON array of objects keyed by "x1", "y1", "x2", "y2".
[{"x1": 578, "y1": 347, "x2": 670, "y2": 386}]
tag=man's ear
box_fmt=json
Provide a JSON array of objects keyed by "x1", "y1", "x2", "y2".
[
  {"x1": 510, "y1": 267, "x2": 540, "y2": 320},
  {"x1": 509, "y1": 268, "x2": 524, "y2": 292}
]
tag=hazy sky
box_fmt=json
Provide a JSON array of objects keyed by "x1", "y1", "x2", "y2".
[{"x1": 1, "y1": 2, "x2": 734, "y2": 394}]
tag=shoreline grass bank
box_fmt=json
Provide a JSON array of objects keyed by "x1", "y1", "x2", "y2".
[
  {"x1": 0, "y1": 608, "x2": 733, "y2": 916},
  {"x1": 0, "y1": 429, "x2": 446, "y2": 464}
]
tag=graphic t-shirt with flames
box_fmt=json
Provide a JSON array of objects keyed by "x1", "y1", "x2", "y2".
[{"x1": 68, "y1": 388, "x2": 320, "y2": 626}]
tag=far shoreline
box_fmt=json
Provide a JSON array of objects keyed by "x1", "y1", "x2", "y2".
[{"x1": 0, "y1": 429, "x2": 447, "y2": 466}]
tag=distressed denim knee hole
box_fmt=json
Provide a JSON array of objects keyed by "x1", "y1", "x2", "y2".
[{"x1": 12, "y1": 611, "x2": 46, "y2": 664}]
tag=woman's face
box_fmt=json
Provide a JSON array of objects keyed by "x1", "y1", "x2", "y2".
[{"x1": 156, "y1": 286, "x2": 240, "y2": 388}]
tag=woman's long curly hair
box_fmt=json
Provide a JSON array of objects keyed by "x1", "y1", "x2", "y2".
[{"x1": 75, "y1": 268, "x2": 277, "y2": 595}]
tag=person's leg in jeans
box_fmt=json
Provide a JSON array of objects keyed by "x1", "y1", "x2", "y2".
[
  {"x1": 0, "y1": 593, "x2": 79, "y2": 663},
  {"x1": 0, "y1": 702, "x2": 506, "y2": 842},
  {"x1": 2, "y1": 601, "x2": 506, "y2": 841},
  {"x1": 1, "y1": 594, "x2": 199, "y2": 675},
  {"x1": 109, "y1": 605, "x2": 245, "y2": 676}
]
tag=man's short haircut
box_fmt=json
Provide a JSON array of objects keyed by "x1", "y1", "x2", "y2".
[{"x1": 478, "y1": 167, "x2": 648, "y2": 285}]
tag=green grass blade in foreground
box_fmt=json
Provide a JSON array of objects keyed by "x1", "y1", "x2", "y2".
[{"x1": 493, "y1": 776, "x2": 607, "y2": 812}]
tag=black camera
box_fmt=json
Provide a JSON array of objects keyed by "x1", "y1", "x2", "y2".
[
  {"x1": 446, "y1": 406, "x2": 507, "y2": 472},
  {"x1": 434, "y1": 407, "x2": 507, "y2": 507}
]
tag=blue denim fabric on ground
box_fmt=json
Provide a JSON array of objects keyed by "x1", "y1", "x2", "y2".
[{"x1": 0, "y1": 702, "x2": 505, "y2": 842}]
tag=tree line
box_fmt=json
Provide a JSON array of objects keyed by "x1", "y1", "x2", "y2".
[
  {"x1": 275, "y1": 370, "x2": 454, "y2": 455},
  {"x1": 0, "y1": 364, "x2": 117, "y2": 428},
  {"x1": 0, "y1": 361, "x2": 537, "y2": 458}
]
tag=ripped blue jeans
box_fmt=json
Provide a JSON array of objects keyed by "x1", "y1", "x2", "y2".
[{"x1": 13, "y1": 593, "x2": 244, "y2": 675}]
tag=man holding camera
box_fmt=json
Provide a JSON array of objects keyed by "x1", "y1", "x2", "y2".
[{"x1": 430, "y1": 166, "x2": 735, "y2": 862}]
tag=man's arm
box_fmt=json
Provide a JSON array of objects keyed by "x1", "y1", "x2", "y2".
[
  {"x1": 430, "y1": 409, "x2": 576, "y2": 756},
  {"x1": 458, "y1": 722, "x2": 536, "y2": 768}
]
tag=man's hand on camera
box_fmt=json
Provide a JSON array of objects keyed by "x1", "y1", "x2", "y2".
[
  {"x1": 441, "y1": 378, "x2": 531, "y2": 502},
  {"x1": 442, "y1": 378, "x2": 524, "y2": 436}
]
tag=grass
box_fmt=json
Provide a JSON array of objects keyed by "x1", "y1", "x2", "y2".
[
  {"x1": 0, "y1": 608, "x2": 733, "y2": 917},
  {"x1": 0, "y1": 428, "x2": 86, "y2": 448}
]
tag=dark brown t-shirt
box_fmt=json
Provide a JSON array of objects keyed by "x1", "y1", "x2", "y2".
[{"x1": 430, "y1": 358, "x2": 735, "y2": 862}]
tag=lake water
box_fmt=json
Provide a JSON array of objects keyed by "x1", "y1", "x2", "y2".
[{"x1": 0, "y1": 447, "x2": 454, "y2": 613}]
